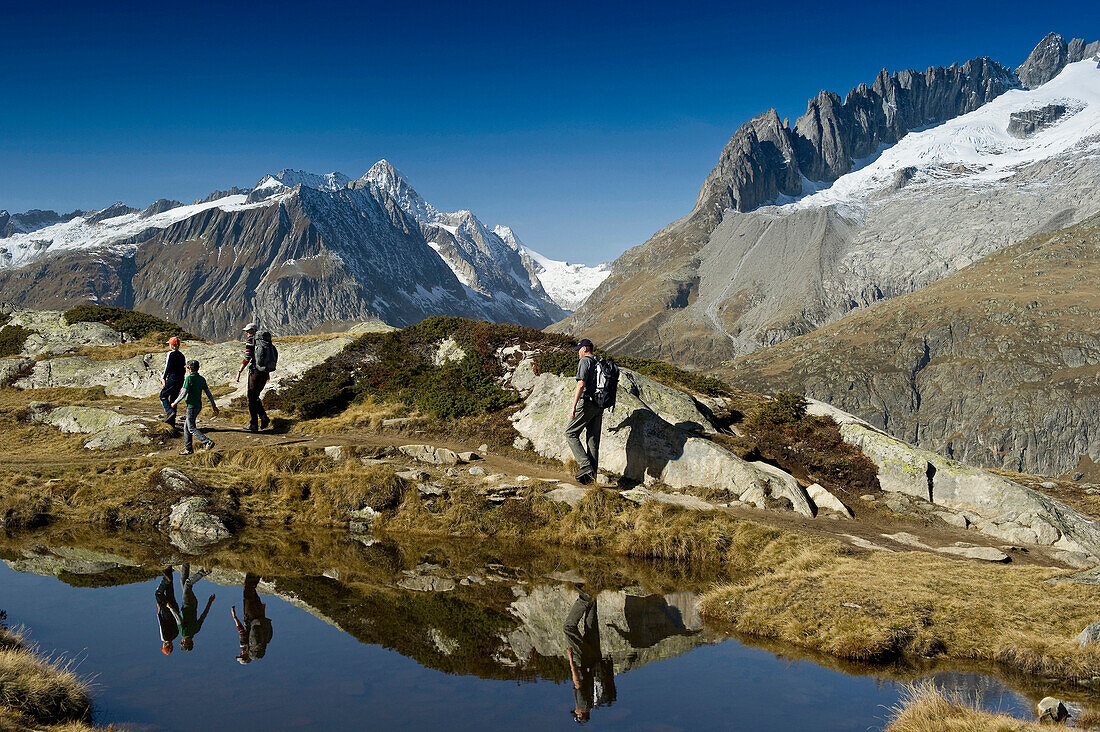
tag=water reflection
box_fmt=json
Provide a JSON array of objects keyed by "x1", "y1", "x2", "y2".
[
  {"x1": 564, "y1": 589, "x2": 616, "y2": 722},
  {"x1": 232, "y1": 573, "x2": 273, "y2": 664},
  {"x1": 0, "y1": 528, "x2": 1081, "y2": 729}
]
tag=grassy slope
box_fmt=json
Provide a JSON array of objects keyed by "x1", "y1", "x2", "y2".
[{"x1": 723, "y1": 213, "x2": 1100, "y2": 474}]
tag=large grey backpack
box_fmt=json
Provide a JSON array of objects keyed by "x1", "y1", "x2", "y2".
[{"x1": 254, "y1": 331, "x2": 278, "y2": 372}]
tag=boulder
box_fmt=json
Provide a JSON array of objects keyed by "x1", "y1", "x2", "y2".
[
  {"x1": 153, "y1": 467, "x2": 201, "y2": 492},
  {"x1": 808, "y1": 400, "x2": 1100, "y2": 559},
  {"x1": 512, "y1": 437, "x2": 532, "y2": 451},
  {"x1": 324, "y1": 445, "x2": 348, "y2": 461},
  {"x1": 396, "y1": 469, "x2": 430, "y2": 482},
  {"x1": 166, "y1": 497, "x2": 231, "y2": 550},
  {"x1": 807, "y1": 483, "x2": 853, "y2": 518},
  {"x1": 83, "y1": 423, "x2": 150, "y2": 450},
  {"x1": 6, "y1": 308, "x2": 123, "y2": 356},
  {"x1": 468, "y1": 466, "x2": 485, "y2": 476},
  {"x1": 458, "y1": 451, "x2": 480, "y2": 462},
  {"x1": 545, "y1": 485, "x2": 590, "y2": 507},
  {"x1": 511, "y1": 362, "x2": 800, "y2": 511},
  {"x1": 31, "y1": 405, "x2": 138, "y2": 434},
  {"x1": 1037, "y1": 696, "x2": 1069, "y2": 723},
  {"x1": 432, "y1": 337, "x2": 466, "y2": 365},
  {"x1": 398, "y1": 444, "x2": 462, "y2": 465},
  {"x1": 1076, "y1": 620, "x2": 1100, "y2": 648},
  {"x1": 0, "y1": 357, "x2": 31, "y2": 385}
]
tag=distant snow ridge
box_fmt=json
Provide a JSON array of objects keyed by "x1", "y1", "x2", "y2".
[
  {"x1": 493, "y1": 225, "x2": 610, "y2": 311},
  {"x1": 774, "y1": 59, "x2": 1100, "y2": 215},
  {"x1": 0, "y1": 158, "x2": 603, "y2": 314}
]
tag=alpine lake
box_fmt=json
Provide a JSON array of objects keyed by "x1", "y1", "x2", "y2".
[{"x1": 0, "y1": 526, "x2": 1075, "y2": 731}]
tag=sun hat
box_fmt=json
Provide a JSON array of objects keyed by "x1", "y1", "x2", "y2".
[{"x1": 243, "y1": 322, "x2": 257, "y2": 332}]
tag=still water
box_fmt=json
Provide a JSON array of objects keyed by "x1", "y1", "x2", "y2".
[{"x1": 0, "y1": 530, "x2": 1043, "y2": 731}]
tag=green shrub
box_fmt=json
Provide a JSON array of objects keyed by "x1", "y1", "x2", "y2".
[
  {"x1": 62, "y1": 305, "x2": 196, "y2": 340},
  {"x1": 533, "y1": 349, "x2": 732, "y2": 397},
  {"x1": 0, "y1": 325, "x2": 31, "y2": 357},
  {"x1": 751, "y1": 392, "x2": 807, "y2": 425}
]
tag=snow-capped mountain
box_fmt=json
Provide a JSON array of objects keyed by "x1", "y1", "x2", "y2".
[
  {"x1": 555, "y1": 34, "x2": 1100, "y2": 370},
  {"x1": 493, "y1": 225, "x2": 610, "y2": 311},
  {"x1": 0, "y1": 163, "x2": 604, "y2": 339}
]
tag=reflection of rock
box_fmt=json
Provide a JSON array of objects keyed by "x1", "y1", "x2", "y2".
[
  {"x1": 398, "y1": 575, "x2": 456, "y2": 592},
  {"x1": 167, "y1": 497, "x2": 231, "y2": 552},
  {"x1": 502, "y1": 584, "x2": 714, "y2": 674}
]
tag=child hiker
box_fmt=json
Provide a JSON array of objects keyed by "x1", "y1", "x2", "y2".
[{"x1": 171, "y1": 359, "x2": 219, "y2": 454}]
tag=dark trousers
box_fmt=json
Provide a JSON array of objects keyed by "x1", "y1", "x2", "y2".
[
  {"x1": 564, "y1": 399, "x2": 603, "y2": 476},
  {"x1": 160, "y1": 380, "x2": 182, "y2": 421},
  {"x1": 247, "y1": 369, "x2": 269, "y2": 429}
]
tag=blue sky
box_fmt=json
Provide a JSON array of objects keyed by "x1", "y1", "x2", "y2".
[{"x1": 1, "y1": 1, "x2": 1097, "y2": 263}]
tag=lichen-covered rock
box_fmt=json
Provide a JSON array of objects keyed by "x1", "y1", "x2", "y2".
[
  {"x1": 166, "y1": 497, "x2": 231, "y2": 551},
  {"x1": 154, "y1": 467, "x2": 201, "y2": 492},
  {"x1": 510, "y1": 361, "x2": 800, "y2": 509},
  {"x1": 811, "y1": 400, "x2": 1100, "y2": 558},
  {"x1": 14, "y1": 330, "x2": 354, "y2": 400},
  {"x1": 0, "y1": 357, "x2": 31, "y2": 385},
  {"x1": 6, "y1": 308, "x2": 123, "y2": 356},
  {"x1": 619, "y1": 487, "x2": 716, "y2": 511},
  {"x1": 83, "y1": 423, "x2": 150, "y2": 450},
  {"x1": 399, "y1": 444, "x2": 462, "y2": 465},
  {"x1": 31, "y1": 405, "x2": 138, "y2": 434},
  {"x1": 545, "y1": 485, "x2": 589, "y2": 507}
]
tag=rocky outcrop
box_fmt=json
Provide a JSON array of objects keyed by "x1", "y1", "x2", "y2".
[
  {"x1": 510, "y1": 361, "x2": 814, "y2": 516},
  {"x1": 165, "y1": 497, "x2": 231, "y2": 552},
  {"x1": 12, "y1": 315, "x2": 357, "y2": 401},
  {"x1": 27, "y1": 402, "x2": 154, "y2": 449},
  {"x1": 1016, "y1": 32, "x2": 1100, "y2": 89},
  {"x1": 808, "y1": 400, "x2": 1100, "y2": 560},
  {"x1": 1007, "y1": 103, "x2": 1073, "y2": 137}
]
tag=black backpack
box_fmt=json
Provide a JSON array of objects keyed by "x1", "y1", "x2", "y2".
[
  {"x1": 592, "y1": 356, "x2": 619, "y2": 410},
  {"x1": 254, "y1": 331, "x2": 278, "y2": 372}
]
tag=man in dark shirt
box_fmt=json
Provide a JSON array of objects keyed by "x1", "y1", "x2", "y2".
[
  {"x1": 159, "y1": 337, "x2": 186, "y2": 427},
  {"x1": 565, "y1": 339, "x2": 602, "y2": 485},
  {"x1": 231, "y1": 573, "x2": 273, "y2": 664},
  {"x1": 563, "y1": 589, "x2": 614, "y2": 723},
  {"x1": 236, "y1": 323, "x2": 270, "y2": 433}
]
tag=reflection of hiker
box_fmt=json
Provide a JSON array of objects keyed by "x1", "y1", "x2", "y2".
[
  {"x1": 159, "y1": 337, "x2": 186, "y2": 427},
  {"x1": 155, "y1": 568, "x2": 182, "y2": 655},
  {"x1": 178, "y1": 564, "x2": 214, "y2": 652},
  {"x1": 566, "y1": 339, "x2": 604, "y2": 485},
  {"x1": 231, "y1": 573, "x2": 273, "y2": 664},
  {"x1": 563, "y1": 589, "x2": 616, "y2": 723},
  {"x1": 236, "y1": 324, "x2": 276, "y2": 433},
  {"x1": 172, "y1": 359, "x2": 219, "y2": 455}
]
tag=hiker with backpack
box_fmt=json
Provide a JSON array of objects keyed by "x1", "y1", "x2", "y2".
[
  {"x1": 236, "y1": 323, "x2": 277, "y2": 433},
  {"x1": 565, "y1": 339, "x2": 618, "y2": 485}
]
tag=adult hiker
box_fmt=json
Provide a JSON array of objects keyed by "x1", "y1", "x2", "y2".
[
  {"x1": 155, "y1": 568, "x2": 182, "y2": 656},
  {"x1": 231, "y1": 573, "x2": 273, "y2": 664},
  {"x1": 236, "y1": 323, "x2": 274, "y2": 433},
  {"x1": 565, "y1": 338, "x2": 603, "y2": 485},
  {"x1": 159, "y1": 336, "x2": 186, "y2": 427},
  {"x1": 563, "y1": 588, "x2": 616, "y2": 723}
]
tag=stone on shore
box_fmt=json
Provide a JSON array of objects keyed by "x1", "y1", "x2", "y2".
[
  {"x1": 545, "y1": 485, "x2": 590, "y2": 507},
  {"x1": 1037, "y1": 696, "x2": 1068, "y2": 723}
]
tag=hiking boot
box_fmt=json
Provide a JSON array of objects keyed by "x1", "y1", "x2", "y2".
[
  {"x1": 245, "y1": 425, "x2": 258, "y2": 433},
  {"x1": 574, "y1": 472, "x2": 594, "y2": 486},
  {"x1": 260, "y1": 417, "x2": 270, "y2": 430},
  {"x1": 179, "y1": 448, "x2": 193, "y2": 455},
  {"x1": 202, "y1": 440, "x2": 216, "y2": 451}
]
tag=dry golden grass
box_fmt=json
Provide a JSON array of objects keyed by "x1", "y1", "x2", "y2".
[
  {"x1": 885, "y1": 682, "x2": 1045, "y2": 731},
  {"x1": 73, "y1": 337, "x2": 176, "y2": 362},
  {"x1": 700, "y1": 545, "x2": 1100, "y2": 680},
  {"x1": 0, "y1": 646, "x2": 91, "y2": 727},
  {"x1": 294, "y1": 398, "x2": 411, "y2": 434}
]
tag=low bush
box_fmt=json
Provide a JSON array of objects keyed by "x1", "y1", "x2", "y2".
[
  {"x1": 62, "y1": 305, "x2": 195, "y2": 340},
  {"x1": 0, "y1": 325, "x2": 31, "y2": 357},
  {"x1": 276, "y1": 316, "x2": 572, "y2": 420},
  {"x1": 750, "y1": 392, "x2": 806, "y2": 425},
  {"x1": 533, "y1": 350, "x2": 731, "y2": 397}
]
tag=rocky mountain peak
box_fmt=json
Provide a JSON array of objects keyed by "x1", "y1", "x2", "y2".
[
  {"x1": 267, "y1": 169, "x2": 351, "y2": 192},
  {"x1": 1017, "y1": 32, "x2": 1100, "y2": 89}
]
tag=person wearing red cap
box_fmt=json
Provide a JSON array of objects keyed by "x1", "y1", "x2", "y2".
[{"x1": 159, "y1": 336, "x2": 186, "y2": 427}]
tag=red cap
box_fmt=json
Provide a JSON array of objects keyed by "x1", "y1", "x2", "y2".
[{"x1": 167, "y1": 337, "x2": 181, "y2": 348}]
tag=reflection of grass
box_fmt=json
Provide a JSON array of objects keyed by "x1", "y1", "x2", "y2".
[
  {"x1": 886, "y1": 681, "x2": 1044, "y2": 731},
  {"x1": 700, "y1": 546, "x2": 1100, "y2": 683}
]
